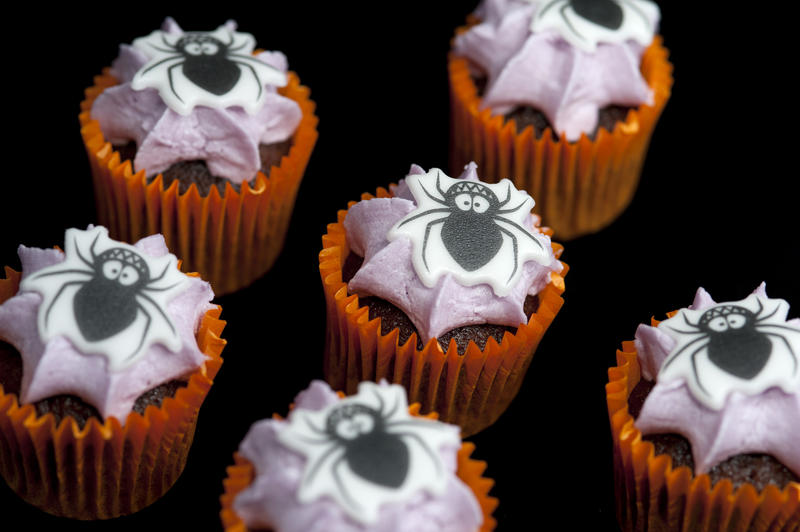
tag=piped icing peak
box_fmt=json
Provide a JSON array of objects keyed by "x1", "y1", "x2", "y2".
[
  {"x1": 90, "y1": 17, "x2": 302, "y2": 184},
  {"x1": 345, "y1": 162, "x2": 562, "y2": 341},
  {"x1": 453, "y1": 0, "x2": 658, "y2": 140},
  {"x1": 0, "y1": 226, "x2": 215, "y2": 423},
  {"x1": 634, "y1": 285, "x2": 800, "y2": 475},
  {"x1": 234, "y1": 380, "x2": 483, "y2": 531}
]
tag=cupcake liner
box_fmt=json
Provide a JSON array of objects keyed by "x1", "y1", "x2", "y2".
[
  {"x1": 0, "y1": 267, "x2": 227, "y2": 519},
  {"x1": 219, "y1": 403, "x2": 498, "y2": 531},
  {"x1": 448, "y1": 34, "x2": 673, "y2": 240},
  {"x1": 607, "y1": 339, "x2": 800, "y2": 532},
  {"x1": 319, "y1": 187, "x2": 567, "y2": 437},
  {"x1": 79, "y1": 71, "x2": 318, "y2": 295}
]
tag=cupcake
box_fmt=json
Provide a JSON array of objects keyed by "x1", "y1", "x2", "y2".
[
  {"x1": 220, "y1": 380, "x2": 497, "y2": 531},
  {"x1": 0, "y1": 226, "x2": 226, "y2": 519},
  {"x1": 449, "y1": 0, "x2": 673, "y2": 239},
  {"x1": 80, "y1": 17, "x2": 318, "y2": 295},
  {"x1": 319, "y1": 162, "x2": 566, "y2": 436},
  {"x1": 607, "y1": 284, "x2": 800, "y2": 531}
]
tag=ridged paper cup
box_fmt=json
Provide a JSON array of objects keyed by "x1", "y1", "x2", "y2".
[
  {"x1": 0, "y1": 267, "x2": 227, "y2": 519},
  {"x1": 319, "y1": 187, "x2": 567, "y2": 437},
  {"x1": 607, "y1": 338, "x2": 800, "y2": 532},
  {"x1": 79, "y1": 71, "x2": 318, "y2": 295},
  {"x1": 219, "y1": 402, "x2": 498, "y2": 531},
  {"x1": 449, "y1": 32, "x2": 673, "y2": 240}
]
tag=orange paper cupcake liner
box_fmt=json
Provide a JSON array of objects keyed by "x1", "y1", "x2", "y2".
[
  {"x1": 319, "y1": 187, "x2": 567, "y2": 437},
  {"x1": 606, "y1": 338, "x2": 800, "y2": 532},
  {"x1": 448, "y1": 33, "x2": 673, "y2": 240},
  {"x1": 219, "y1": 403, "x2": 498, "y2": 531},
  {"x1": 79, "y1": 70, "x2": 319, "y2": 295},
  {"x1": 0, "y1": 267, "x2": 227, "y2": 519}
]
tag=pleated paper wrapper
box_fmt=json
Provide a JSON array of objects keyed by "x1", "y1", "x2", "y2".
[
  {"x1": 79, "y1": 71, "x2": 318, "y2": 295},
  {"x1": 319, "y1": 187, "x2": 567, "y2": 437},
  {"x1": 0, "y1": 267, "x2": 227, "y2": 519},
  {"x1": 219, "y1": 403, "x2": 498, "y2": 531},
  {"x1": 606, "y1": 338, "x2": 800, "y2": 532},
  {"x1": 449, "y1": 32, "x2": 673, "y2": 241}
]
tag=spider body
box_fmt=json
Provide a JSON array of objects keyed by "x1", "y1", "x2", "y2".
[
  {"x1": 327, "y1": 403, "x2": 409, "y2": 488},
  {"x1": 175, "y1": 33, "x2": 240, "y2": 96},
  {"x1": 699, "y1": 306, "x2": 772, "y2": 380},
  {"x1": 396, "y1": 174, "x2": 543, "y2": 280}
]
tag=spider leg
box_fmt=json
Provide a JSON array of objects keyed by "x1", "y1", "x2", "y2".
[
  {"x1": 333, "y1": 458, "x2": 361, "y2": 509},
  {"x1": 497, "y1": 225, "x2": 519, "y2": 282},
  {"x1": 492, "y1": 217, "x2": 544, "y2": 250},
  {"x1": 681, "y1": 312, "x2": 700, "y2": 330},
  {"x1": 43, "y1": 280, "x2": 86, "y2": 330},
  {"x1": 159, "y1": 33, "x2": 177, "y2": 51},
  {"x1": 755, "y1": 323, "x2": 800, "y2": 334},
  {"x1": 422, "y1": 217, "x2": 448, "y2": 272},
  {"x1": 561, "y1": 3, "x2": 587, "y2": 42},
  {"x1": 663, "y1": 326, "x2": 704, "y2": 335},
  {"x1": 231, "y1": 59, "x2": 264, "y2": 100},
  {"x1": 620, "y1": 0, "x2": 653, "y2": 32},
  {"x1": 230, "y1": 53, "x2": 283, "y2": 76},
  {"x1": 385, "y1": 394, "x2": 401, "y2": 420},
  {"x1": 139, "y1": 55, "x2": 183, "y2": 76},
  {"x1": 755, "y1": 302, "x2": 780, "y2": 323},
  {"x1": 435, "y1": 170, "x2": 448, "y2": 199},
  {"x1": 123, "y1": 305, "x2": 152, "y2": 361},
  {"x1": 144, "y1": 281, "x2": 183, "y2": 293},
  {"x1": 136, "y1": 292, "x2": 177, "y2": 334},
  {"x1": 223, "y1": 30, "x2": 234, "y2": 48},
  {"x1": 660, "y1": 336, "x2": 709, "y2": 372},
  {"x1": 416, "y1": 176, "x2": 448, "y2": 206},
  {"x1": 496, "y1": 200, "x2": 529, "y2": 215},
  {"x1": 28, "y1": 269, "x2": 92, "y2": 281},
  {"x1": 229, "y1": 37, "x2": 248, "y2": 53},
  {"x1": 75, "y1": 234, "x2": 96, "y2": 269},
  {"x1": 388, "y1": 418, "x2": 448, "y2": 431},
  {"x1": 148, "y1": 262, "x2": 172, "y2": 284},
  {"x1": 765, "y1": 332, "x2": 799, "y2": 375},
  {"x1": 303, "y1": 444, "x2": 342, "y2": 486},
  {"x1": 167, "y1": 62, "x2": 185, "y2": 103},
  {"x1": 537, "y1": 0, "x2": 562, "y2": 19},
  {"x1": 396, "y1": 208, "x2": 451, "y2": 229},
  {"x1": 690, "y1": 345, "x2": 710, "y2": 396},
  {"x1": 371, "y1": 388, "x2": 386, "y2": 415},
  {"x1": 302, "y1": 416, "x2": 327, "y2": 436},
  {"x1": 401, "y1": 432, "x2": 442, "y2": 475}
]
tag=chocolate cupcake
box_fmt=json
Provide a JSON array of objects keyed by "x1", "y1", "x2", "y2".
[
  {"x1": 80, "y1": 17, "x2": 318, "y2": 294},
  {"x1": 607, "y1": 285, "x2": 800, "y2": 531},
  {"x1": 449, "y1": 0, "x2": 672, "y2": 239},
  {"x1": 319, "y1": 162, "x2": 566, "y2": 436},
  {"x1": 220, "y1": 380, "x2": 497, "y2": 531},
  {"x1": 0, "y1": 226, "x2": 226, "y2": 519}
]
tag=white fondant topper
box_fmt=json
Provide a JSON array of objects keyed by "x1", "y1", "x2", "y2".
[
  {"x1": 276, "y1": 381, "x2": 459, "y2": 525},
  {"x1": 131, "y1": 24, "x2": 287, "y2": 115},
  {"x1": 529, "y1": 0, "x2": 658, "y2": 53},
  {"x1": 387, "y1": 168, "x2": 550, "y2": 297},
  {"x1": 658, "y1": 294, "x2": 800, "y2": 410},
  {"x1": 19, "y1": 227, "x2": 189, "y2": 371}
]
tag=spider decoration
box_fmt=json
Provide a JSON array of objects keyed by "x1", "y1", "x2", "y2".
[
  {"x1": 388, "y1": 169, "x2": 550, "y2": 297},
  {"x1": 658, "y1": 294, "x2": 800, "y2": 410},
  {"x1": 277, "y1": 381, "x2": 459, "y2": 525},
  {"x1": 131, "y1": 25, "x2": 287, "y2": 115},
  {"x1": 530, "y1": 0, "x2": 659, "y2": 52},
  {"x1": 20, "y1": 227, "x2": 188, "y2": 370}
]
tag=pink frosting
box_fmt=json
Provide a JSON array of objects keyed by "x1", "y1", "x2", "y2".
[
  {"x1": 0, "y1": 231, "x2": 215, "y2": 423},
  {"x1": 633, "y1": 284, "x2": 800, "y2": 475},
  {"x1": 234, "y1": 380, "x2": 483, "y2": 532},
  {"x1": 344, "y1": 162, "x2": 562, "y2": 341},
  {"x1": 453, "y1": 0, "x2": 655, "y2": 141},
  {"x1": 90, "y1": 18, "x2": 301, "y2": 184}
]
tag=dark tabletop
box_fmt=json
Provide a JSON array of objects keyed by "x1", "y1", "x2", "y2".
[{"x1": 1, "y1": 3, "x2": 797, "y2": 530}]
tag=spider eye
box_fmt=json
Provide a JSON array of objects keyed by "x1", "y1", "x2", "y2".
[
  {"x1": 184, "y1": 42, "x2": 203, "y2": 55},
  {"x1": 335, "y1": 412, "x2": 375, "y2": 440},
  {"x1": 102, "y1": 260, "x2": 123, "y2": 280},
  {"x1": 727, "y1": 314, "x2": 746, "y2": 329},
  {"x1": 472, "y1": 196, "x2": 489, "y2": 214},
  {"x1": 118, "y1": 265, "x2": 140, "y2": 287},
  {"x1": 455, "y1": 193, "x2": 473, "y2": 211},
  {"x1": 708, "y1": 317, "x2": 728, "y2": 332},
  {"x1": 201, "y1": 42, "x2": 218, "y2": 55}
]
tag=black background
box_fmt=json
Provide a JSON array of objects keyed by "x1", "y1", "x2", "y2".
[{"x1": 1, "y1": 2, "x2": 797, "y2": 531}]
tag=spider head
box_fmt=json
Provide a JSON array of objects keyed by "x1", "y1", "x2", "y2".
[
  {"x1": 176, "y1": 33, "x2": 226, "y2": 57},
  {"x1": 326, "y1": 403, "x2": 383, "y2": 442},
  {"x1": 95, "y1": 248, "x2": 149, "y2": 290},
  {"x1": 698, "y1": 305, "x2": 755, "y2": 335},
  {"x1": 444, "y1": 181, "x2": 500, "y2": 215}
]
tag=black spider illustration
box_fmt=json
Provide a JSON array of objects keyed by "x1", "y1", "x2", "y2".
[
  {"x1": 397, "y1": 172, "x2": 543, "y2": 281},
  {"x1": 140, "y1": 30, "x2": 278, "y2": 102},
  {"x1": 296, "y1": 390, "x2": 445, "y2": 509},
  {"x1": 537, "y1": 0, "x2": 652, "y2": 41},
  {"x1": 661, "y1": 301, "x2": 799, "y2": 395},
  {"x1": 28, "y1": 232, "x2": 180, "y2": 358}
]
